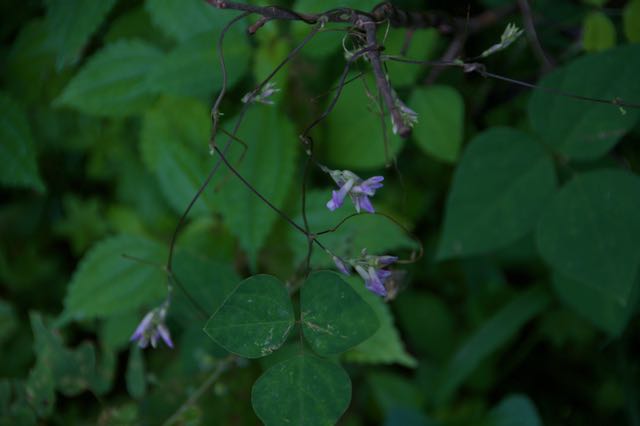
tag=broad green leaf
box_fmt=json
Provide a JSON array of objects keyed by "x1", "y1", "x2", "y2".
[
  {"x1": 125, "y1": 347, "x2": 146, "y2": 399},
  {"x1": 45, "y1": 0, "x2": 117, "y2": 68},
  {"x1": 301, "y1": 271, "x2": 379, "y2": 356},
  {"x1": 146, "y1": 0, "x2": 241, "y2": 42},
  {"x1": 148, "y1": 30, "x2": 250, "y2": 101},
  {"x1": 409, "y1": 85, "x2": 464, "y2": 163},
  {"x1": 343, "y1": 277, "x2": 417, "y2": 367},
  {"x1": 0, "y1": 93, "x2": 45, "y2": 191},
  {"x1": 582, "y1": 12, "x2": 616, "y2": 52},
  {"x1": 528, "y1": 44, "x2": 640, "y2": 160},
  {"x1": 290, "y1": 190, "x2": 418, "y2": 269},
  {"x1": 104, "y1": 7, "x2": 172, "y2": 48},
  {"x1": 55, "y1": 40, "x2": 163, "y2": 116},
  {"x1": 140, "y1": 96, "x2": 216, "y2": 216},
  {"x1": 325, "y1": 75, "x2": 404, "y2": 169},
  {"x1": 435, "y1": 287, "x2": 551, "y2": 403},
  {"x1": 204, "y1": 275, "x2": 294, "y2": 358},
  {"x1": 624, "y1": 0, "x2": 640, "y2": 42},
  {"x1": 552, "y1": 272, "x2": 638, "y2": 337},
  {"x1": 61, "y1": 234, "x2": 167, "y2": 321},
  {"x1": 217, "y1": 106, "x2": 297, "y2": 267},
  {"x1": 537, "y1": 169, "x2": 640, "y2": 309},
  {"x1": 437, "y1": 128, "x2": 556, "y2": 259},
  {"x1": 384, "y1": 28, "x2": 439, "y2": 87},
  {"x1": 252, "y1": 354, "x2": 351, "y2": 426},
  {"x1": 489, "y1": 394, "x2": 542, "y2": 426}
]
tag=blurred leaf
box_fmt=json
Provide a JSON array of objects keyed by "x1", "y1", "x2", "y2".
[
  {"x1": 204, "y1": 275, "x2": 294, "y2": 358},
  {"x1": 140, "y1": 96, "x2": 215, "y2": 216},
  {"x1": 104, "y1": 6, "x2": 172, "y2": 48},
  {"x1": 301, "y1": 271, "x2": 379, "y2": 356},
  {"x1": 409, "y1": 85, "x2": 464, "y2": 163},
  {"x1": 291, "y1": 190, "x2": 418, "y2": 268},
  {"x1": 437, "y1": 128, "x2": 556, "y2": 259},
  {"x1": 488, "y1": 394, "x2": 542, "y2": 426},
  {"x1": 384, "y1": 28, "x2": 439, "y2": 87},
  {"x1": 55, "y1": 40, "x2": 163, "y2": 116},
  {"x1": 217, "y1": 105, "x2": 297, "y2": 267},
  {"x1": 384, "y1": 407, "x2": 435, "y2": 426},
  {"x1": 325, "y1": 75, "x2": 404, "y2": 169},
  {"x1": 552, "y1": 272, "x2": 638, "y2": 337},
  {"x1": 251, "y1": 354, "x2": 351, "y2": 426},
  {"x1": 537, "y1": 170, "x2": 640, "y2": 334},
  {"x1": 624, "y1": 0, "x2": 640, "y2": 42},
  {"x1": 537, "y1": 169, "x2": 640, "y2": 316},
  {"x1": 435, "y1": 287, "x2": 551, "y2": 403},
  {"x1": 25, "y1": 361, "x2": 55, "y2": 418},
  {"x1": 44, "y1": 0, "x2": 117, "y2": 68},
  {"x1": 582, "y1": 12, "x2": 616, "y2": 52},
  {"x1": 148, "y1": 30, "x2": 249, "y2": 101},
  {"x1": 171, "y1": 249, "x2": 240, "y2": 327},
  {"x1": 0, "y1": 299, "x2": 18, "y2": 345},
  {"x1": 61, "y1": 235, "x2": 166, "y2": 321},
  {"x1": 53, "y1": 196, "x2": 109, "y2": 254},
  {"x1": 101, "y1": 314, "x2": 139, "y2": 350},
  {"x1": 146, "y1": 0, "x2": 242, "y2": 42},
  {"x1": 343, "y1": 277, "x2": 417, "y2": 367},
  {"x1": 395, "y1": 291, "x2": 456, "y2": 361},
  {"x1": 369, "y1": 372, "x2": 424, "y2": 414},
  {"x1": 0, "y1": 93, "x2": 45, "y2": 191},
  {"x1": 528, "y1": 44, "x2": 640, "y2": 160},
  {"x1": 125, "y1": 347, "x2": 146, "y2": 399}
]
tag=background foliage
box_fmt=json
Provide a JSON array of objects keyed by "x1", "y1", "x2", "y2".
[{"x1": 1, "y1": 0, "x2": 640, "y2": 425}]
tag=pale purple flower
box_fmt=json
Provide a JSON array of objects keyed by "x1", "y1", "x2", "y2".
[
  {"x1": 333, "y1": 256, "x2": 351, "y2": 275},
  {"x1": 325, "y1": 170, "x2": 384, "y2": 213},
  {"x1": 376, "y1": 255, "x2": 398, "y2": 266},
  {"x1": 355, "y1": 265, "x2": 391, "y2": 297},
  {"x1": 131, "y1": 306, "x2": 173, "y2": 349}
]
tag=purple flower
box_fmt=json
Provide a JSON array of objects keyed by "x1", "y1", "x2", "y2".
[
  {"x1": 131, "y1": 306, "x2": 173, "y2": 349},
  {"x1": 376, "y1": 255, "x2": 398, "y2": 266},
  {"x1": 325, "y1": 170, "x2": 384, "y2": 213},
  {"x1": 355, "y1": 265, "x2": 391, "y2": 297},
  {"x1": 333, "y1": 256, "x2": 351, "y2": 275}
]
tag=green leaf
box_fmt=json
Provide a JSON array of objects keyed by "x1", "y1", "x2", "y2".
[
  {"x1": 290, "y1": 190, "x2": 418, "y2": 269},
  {"x1": 148, "y1": 30, "x2": 249, "y2": 101},
  {"x1": 325, "y1": 75, "x2": 404, "y2": 169},
  {"x1": 0, "y1": 93, "x2": 44, "y2": 191},
  {"x1": 204, "y1": 275, "x2": 294, "y2": 358},
  {"x1": 369, "y1": 372, "x2": 424, "y2": 413},
  {"x1": 582, "y1": 12, "x2": 616, "y2": 52},
  {"x1": 26, "y1": 361, "x2": 55, "y2": 418},
  {"x1": 536, "y1": 169, "x2": 640, "y2": 311},
  {"x1": 125, "y1": 347, "x2": 146, "y2": 399},
  {"x1": 55, "y1": 40, "x2": 163, "y2": 116},
  {"x1": 146, "y1": 0, "x2": 241, "y2": 42},
  {"x1": 624, "y1": 0, "x2": 640, "y2": 42},
  {"x1": 437, "y1": 127, "x2": 556, "y2": 259},
  {"x1": 343, "y1": 277, "x2": 417, "y2": 367},
  {"x1": 409, "y1": 85, "x2": 464, "y2": 163},
  {"x1": 489, "y1": 394, "x2": 542, "y2": 426},
  {"x1": 435, "y1": 287, "x2": 550, "y2": 403},
  {"x1": 251, "y1": 354, "x2": 351, "y2": 426},
  {"x1": 301, "y1": 271, "x2": 379, "y2": 356},
  {"x1": 140, "y1": 96, "x2": 215, "y2": 216},
  {"x1": 45, "y1": 0, "x2": 117, "y2": 68},
  {"x1": 528, "y1": 44, "x2": 640, "y2": 160},
  {"x1": 217, "y1": 106, "x2": 297, "y2": 267},
  {"x1": 61, "y1": 235, "x2": 167, "y2": 321}
]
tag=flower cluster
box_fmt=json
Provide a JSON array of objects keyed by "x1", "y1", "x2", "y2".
[
  {"x1": 481, "y1": 23, "x2": 523, "y2": 58},
  {"x1": 130, "y1": 305, "x2": 173, "y2": 349},
  {"x1": 241, "y1": 82, "x2": 280, "y2": 105},
  {"x1": 325, "y1": 169, "x2": 384, "y2": 213},
  {"x1": 332, "y1": 250, "x2": 398, "y2": 297}
]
